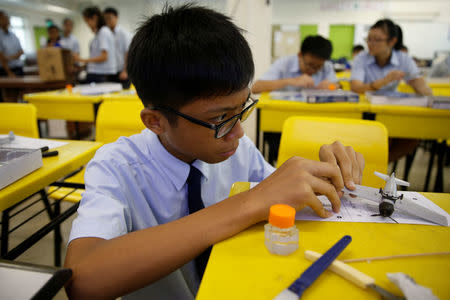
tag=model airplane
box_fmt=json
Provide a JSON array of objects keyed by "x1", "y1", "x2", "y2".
[{"x1": 342, "y1": 171, "x2": 448, "y2": 226}]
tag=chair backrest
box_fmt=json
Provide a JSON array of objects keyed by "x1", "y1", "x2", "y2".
[
  {"x1": 95, "y1": 100, "x2": 146, "y2": 143},
  {"x1": 0, "y1": 103, "x2": 39, "y2": 138},
  {"x1": 277, "y1": 116, "x2": 388, "y2": 187}
]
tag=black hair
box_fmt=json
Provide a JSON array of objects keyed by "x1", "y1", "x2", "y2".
[
  {"x1": 104, "y1": 7, "x2": 118, "y2": 17},
  {"x1": 352, "y1": 44, "x2": 364, "y2": 53},
  {"x1": 83, "y1": 6, "x2": 106, "y2": 30},
  {"x1": 371, "y1": 19, "x2": 403, "y2": 51},
  {"x1": 300, "y1": 35, "x2": 332, "y2": 60},
  {"x1": 127, "y1": 4, "x2": 254, "y2": 119},
  {"x1": 47, "y1": 24, "x2": 59, "y2": 31}
]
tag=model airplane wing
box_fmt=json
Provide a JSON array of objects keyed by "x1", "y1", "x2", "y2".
[
  {"x1": 342, "y1": 184, "x2": 382, "y2": 204},
  {"x1": 395, "y1": 194, "x2": 448, "y2": 226}
]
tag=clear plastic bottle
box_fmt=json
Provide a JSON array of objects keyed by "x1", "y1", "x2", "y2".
[{"x1": 264, "y1": 204, "x2": 299, "y2": 255}]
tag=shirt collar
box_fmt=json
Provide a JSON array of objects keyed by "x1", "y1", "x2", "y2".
[
  {"x1": 144, "y1": 129, "x2": 209, "y2": 191},
  {"x1": 367, "y1": 51, "x2": 399, "y2": 67}
]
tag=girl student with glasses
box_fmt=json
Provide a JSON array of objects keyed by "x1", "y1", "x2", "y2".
[{"x1": 350, "y1": 19, "x2": 431, "y2": 96}]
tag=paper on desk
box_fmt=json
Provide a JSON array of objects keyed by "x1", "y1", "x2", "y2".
[
  {"x1": 0, "y1": 135, "x2": 67, "y2": 150},
  {"x1": 248, "y1": 183, "x2": 449, "y2": 226}
]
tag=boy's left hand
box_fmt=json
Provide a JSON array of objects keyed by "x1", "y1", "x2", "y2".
[{"x1": 319, "y1": 141, "x2": 365, "y2": 193}]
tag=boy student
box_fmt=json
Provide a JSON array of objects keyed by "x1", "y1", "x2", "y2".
[
  {"x1": 60, "y1": 18, "x2": 80, "y2": 55},
  {"x1": 64, "y1": 5, "x2": 364, "y2": 299},
  {"x1": 0, "y1": 10, "x2": 24, "y2": 78},
  {"x1": 104, "y1": 7, "x2": 132, "y2": 88},
  {"x1": 251, "y1": 35, "x2": 338, "y2": 93}
]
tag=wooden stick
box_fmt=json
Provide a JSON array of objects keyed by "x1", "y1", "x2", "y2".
[{"x1": 341, "y1": 251, "x2": 450, "y2": 263}]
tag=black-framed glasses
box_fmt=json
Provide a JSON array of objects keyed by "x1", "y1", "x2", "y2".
[{"x1": 150, "y1": 95, "x2": 259, "y2": 139}]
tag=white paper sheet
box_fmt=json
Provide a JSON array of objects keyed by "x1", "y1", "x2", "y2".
[
  {"x1": 0, "y1": 135, "x2": 68, "y2": 150},
  {"x1": 249, "y1": 183, "x2": 449, "y2": 226}
]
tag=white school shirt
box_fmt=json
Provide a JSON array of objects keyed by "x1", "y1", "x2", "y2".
[
  {"x1": 60, "y1": 34, "x2": 80, "y2": 54},
  {"x1": 351, "y1": 50, "x2": 421, "y2": 92},
  {"x1": 87, "y1": 26, "x2": 116, "y2": 74},
  {"x1": 0, "y1": 29, "x2": 23, "y2": 68},
  {"x1": 69, "y1": 129, "x2": 275, "y2": 299},
  {"x1": 112, "y1": 25, "x2": 132, "y2": 73},
  {"x1": 259, "y1": 54, "x2": 337, "y2": 91}
]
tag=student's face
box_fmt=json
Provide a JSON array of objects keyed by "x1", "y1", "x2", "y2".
[
  {"x1": 104, "y1": 13, "x2": 117, "y2": 29},
  {"x1": 83, "y1": 16, "x2": 97, "y2": 31},
  {"x1": 48, "y1": 28, "x2": 59, "y2": 40},
  {"x1": 63, "y1": 20, "x2": 73, "y2": 34},
  {"x1": 366, "y1": 28, "x2": 396, "y2": 57},
  {"x1": 299, "y1": 53, "x2": 326, "y2": 76},
  {"x1": 0, "y1": 13, "x2": 9, "y2": 28},
  {"x1": 145, "y1": 88, "x2": 249, "y2": 164}
]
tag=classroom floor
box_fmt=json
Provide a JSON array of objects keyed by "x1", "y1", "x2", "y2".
[{"x1": 3, "y1": 143, "x2": 449, "y2": 300}]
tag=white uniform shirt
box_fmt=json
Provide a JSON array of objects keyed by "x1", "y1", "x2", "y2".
[
  {"x1": 60, "y1": 34, "x2": 80, "y2": 54},
  {"x1": 87, "y1": 26, "x2": 116, "y2": 74},
  {"x1": 112, "y1": 25, "x2": 132, "y2": 73},
  {"x1": 0, "y1": 29, "x2": 23, "y2": 69}
]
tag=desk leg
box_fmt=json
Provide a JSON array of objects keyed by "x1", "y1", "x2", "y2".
[
  {"x1": 424, "y1": 141, "x2": 436, "y2": 192},
  {"x1": 434, "y1": 141, "x2": 446, "y2": 193},
  {"x1": 54, "y1": 200, "x2": 61, "y2": 267},
  {"x1": 1, "y1": 208, "x2": 10, "y2": 257}
]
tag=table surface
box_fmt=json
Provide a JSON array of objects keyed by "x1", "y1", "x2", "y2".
[
  {"x1": 0, "y1": 140, "x2": 102, "y2": 211},
  {"x1": 197, "y1": 182, "x2": 450, "y2": 300},
  {"x1": 0, "y1": 75, "x2": 67, "y2": 88}
]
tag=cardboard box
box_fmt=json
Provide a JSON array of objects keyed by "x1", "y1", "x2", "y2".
[{"x1": 37, "y1": 47, "x2": 74, "y2": 82}]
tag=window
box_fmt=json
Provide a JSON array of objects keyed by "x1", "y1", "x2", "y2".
[{"x1": 9, "y1": 15, "x2": 32, "y2": 54}]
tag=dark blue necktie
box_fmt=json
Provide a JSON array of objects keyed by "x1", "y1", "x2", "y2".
[{"x1": 187, "y1": 165, "x2": 211, "y2": 279}]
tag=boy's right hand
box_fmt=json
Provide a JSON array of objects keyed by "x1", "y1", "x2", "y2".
[
  {"x1": 384, "y1": 70, "x2": 405, "y2": 83},
  {"x1": 250, "y1": 156, "x2": 343, "y2": 219},
  {"x1": 289, "y1": 74, "x2": 315, "y2": 88}
]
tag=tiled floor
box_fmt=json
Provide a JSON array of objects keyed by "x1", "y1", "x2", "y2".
[{"x1": 2, "y1": 145, "x2": 449, "y2": 300}]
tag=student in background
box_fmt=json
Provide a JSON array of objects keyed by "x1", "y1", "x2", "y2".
[
  {"x1": 252, "y1": 35, "x2": 337, "y2": 93},
  {"x1": 350, "y1": 19, "x2": 430, "y2": 96},
  {"x1": 60, "y1": 18, "x2": 80, "y2": 55},
  {"x1": 352, "y1": 45, "x2": 364, "y2": 58},
  {"x1": 64, "y1": 5, "x2": 364, "y2": 299},
  {"x1": 0, "y1": 10, "x2": 24, "y2": 78},
  {"x1": 46, "y1": 25, "x2": 61, "y2": 47},
  {"x1": 74, "y1": 6, "x2": 116, "y2": 83},
  {"x1": 103, "y1": 7, "x2": 132, "y2": 88},
  {"x1": 350, "y1": 19, "x2": 431, "y2": 162}
]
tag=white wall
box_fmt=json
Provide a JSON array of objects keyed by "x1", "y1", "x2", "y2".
[{"x1": 272, "y1": 0, "x2": 450, "y2": 59}]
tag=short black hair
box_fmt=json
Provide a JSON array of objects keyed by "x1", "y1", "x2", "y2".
[
  {"x1": 127, "y1": 4, "x2": 254, "y2": 116},
  {"x1": 352, "y1": 44, "x2": 364, "y2": 53},
  {"x1": 300, "y1": 35, "x2": 333, "y2": 60},
  {"x1": 104, "y1": 7, "x2": 118, "y2": 17},
  {"x1": 47, "y1": 24, "x2": 59, "y2": 31},
  {"x1": 83, "y1": 6, "x2": 106, "y2": 29}
]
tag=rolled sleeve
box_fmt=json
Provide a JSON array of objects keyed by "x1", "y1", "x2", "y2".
[
  {"x1": 403, "y1": 55, "x2": 421, "y2": 82},
  {"x1": 350, "y1": 54, "x2": 366, "y2": 82}
]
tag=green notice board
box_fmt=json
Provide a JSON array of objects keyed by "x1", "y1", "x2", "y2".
[
  {"x1": 299, "y1": 25, "x2": 318, "y2": 43},
  {"x1": 329, "y1": 25, "x2": 355, "y2": 59},
  {"x1": 33, "y1": 26, "x2": 48, "y2": 50}
]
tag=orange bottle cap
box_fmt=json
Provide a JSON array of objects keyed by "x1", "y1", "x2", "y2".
[
  {"x1": 66, "y1": 84, "x2": 73, "y2": 92},
  {"x1": 268, "y1": 204, "x2": 296, "y2": 228},
  {"x1": 328, "y1": 83, "x2": 337, "y2": 90}
]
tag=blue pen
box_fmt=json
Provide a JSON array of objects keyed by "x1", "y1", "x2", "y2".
[{"x1": 273, "y1": 235, "x2": 352, "y2": 300}]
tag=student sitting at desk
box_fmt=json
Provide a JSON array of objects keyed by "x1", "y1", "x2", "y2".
[
  {"x1": 74, "y1": 6, "x2": 116, "y2": 83},
  {"x1": 350, "y1": 19, "x2": 430, "y2": 96},
  {"x1": 252, "y1": 35, "x2": 337, "y2": 93},
  {"x1": 64, "y1": 5, "x2": 364, "y2": 299}
]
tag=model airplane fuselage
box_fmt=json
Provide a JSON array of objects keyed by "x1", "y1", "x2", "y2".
[{"x1": 342, "y1": 172, "x2": 448, "y2": 226}]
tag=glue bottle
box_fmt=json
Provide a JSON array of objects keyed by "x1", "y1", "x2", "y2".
[{"x1": 264, "y1": 204, "x2": 299, "y2": 255}]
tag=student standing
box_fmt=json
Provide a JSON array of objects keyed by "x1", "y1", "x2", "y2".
[
  {"x1": 0, "y1": 10, "x2": 24, "y2": 78},
  {"x1": 104, "y1": 7, "x2": 132, "y2": 88},
  {"x1": 64, "y1": 5, "x2": 364, "y2": 299},
  {"x1": 60, "y1": 18, "x2": 80, "y2": 55},
  {"x1": 74, "y1": 6, "x2": 116, "y2": 83},
  {"x1": 252, "y1": 35, "x2": 337, "y2": 93},
  {"x1": 46, "y1": 25, "x2": 61, "y2": 47}
]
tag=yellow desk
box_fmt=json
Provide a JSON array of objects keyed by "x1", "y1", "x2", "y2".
[
  {"x1": 0, "y1": 140, "x2": 102, "y2": 265},
  {"x1": 24, "y1": 90, "x2": 103, "y2": 122},
  {"x1": 102, "y1": 89, "x2": 141, "y2": 102},
  {"x1": 397, "y1": 78, "x2": 450, "y2": 96},
  {"x1": 197, "y1": 182, "x2": 450, "y2": 300}
]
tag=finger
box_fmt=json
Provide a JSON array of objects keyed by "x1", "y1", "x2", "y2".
[
  {"x1": 345, "y1": 146, "x2": 360, "y2": 185},
  {"x1": 303, "y1": 185, "x2": 333, "y2": 218},
  {"x1": 331, "y1": 142, "x2": 355, "y2": 189},
  {"x1": 307, "y1": 161, "x2": 344, "y2": 193},
  {"x1": 319, "y1": 144, "x2": 337, "y2": 165},
  {"x1": 355, "y1": 152, "x2": 365, "y2": 185},
  {"x1": 307, "y1": 173, "x2": 341, "y2": 213}
]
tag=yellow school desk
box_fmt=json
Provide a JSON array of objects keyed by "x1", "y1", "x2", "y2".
[
  {"x1": 102, "y1": 89, "x2": 141, "y2": 102},
  {"x1": 0, "y1": 140, "x2": 102, "y2": 265},
  {"x1": 397, "y1": 78, "x2": 450, "y2": 96},
  {"x1": 197, "y1": 182, "x2": 450, "y2": 300},
  {"x1": 23, "y1": 90, "x2": 103, "y2": 122}
]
